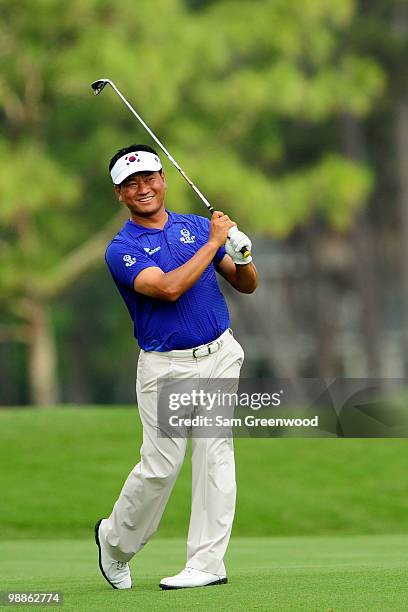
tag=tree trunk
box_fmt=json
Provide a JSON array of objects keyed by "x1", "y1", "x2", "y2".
[
  {"x1": 393, "y1": 3, "x2": 408, "y2": 375},
  {"x1": 340, "y1": 113, "x2": 381, "y2": 375},
  {"x1": 306, "y1": 225, "x2": 339, "y2": 377},
  {"x1": 26, "y1": 300, "x2": 60, "y2": 406},
  {"x1": 397, "y1": 99, "x2": 408, "y2": 375}
]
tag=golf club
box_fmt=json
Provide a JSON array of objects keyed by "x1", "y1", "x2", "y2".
[{"x1": 91, "y1": 78, "x2": 251, "y2": 258}]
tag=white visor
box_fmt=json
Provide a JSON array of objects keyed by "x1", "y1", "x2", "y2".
[{"x1": 110, "y1": 150, "x2": 162, "y2": 185}]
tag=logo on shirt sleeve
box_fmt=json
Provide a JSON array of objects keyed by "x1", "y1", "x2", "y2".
[
  {"x1": 180, "y1": 228, "x2": 196, "y2": 244},
  {"x1": 123, "y1": 254, "x2": 137, "y2": 267}
]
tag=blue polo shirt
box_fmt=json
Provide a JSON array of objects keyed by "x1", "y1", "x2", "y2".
[{"x1": 105, "y1": 210, "x2": 230, "y2": 351}]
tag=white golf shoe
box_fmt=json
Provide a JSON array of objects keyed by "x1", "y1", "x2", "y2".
[
  {"x1": 94, "y1": 519, "x2": 132, "y2": 589},
  {"x1": 159, "y1": 567, "x2": 227, "y2": 590}
]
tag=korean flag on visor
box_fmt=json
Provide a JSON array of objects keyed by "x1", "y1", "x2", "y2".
[{"x1": 111, "y1": 151, "x2": 162, "y2": 185}]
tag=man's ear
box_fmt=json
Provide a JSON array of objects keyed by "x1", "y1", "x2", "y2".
[{"x1": 114, "y1": 185, "x2": 123, "y2": 202}]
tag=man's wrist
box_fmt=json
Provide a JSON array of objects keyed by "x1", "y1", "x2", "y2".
[
  {"x1": 235, "y1": 259, "x2": 253, "y2": 268},
  {"x1": 207, "y1": 239, "x2": 222, "y2": 252}
]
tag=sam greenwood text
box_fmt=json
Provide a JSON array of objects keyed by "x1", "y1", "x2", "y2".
[{"x1": 168, "y1": 415, "x2": 320, "y2": 428}]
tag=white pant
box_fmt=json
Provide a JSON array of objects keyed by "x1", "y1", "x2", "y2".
[{"x1": 101, "y1": 329, "x2": 244, "y2": 575}]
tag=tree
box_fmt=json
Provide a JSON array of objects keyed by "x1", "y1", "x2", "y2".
[
  {"x1": 0, "y1": 0, "x2": 195, "y2": 403},
  {"x1": 0, "y1": 0, "x2": 385, "y2": 403}
]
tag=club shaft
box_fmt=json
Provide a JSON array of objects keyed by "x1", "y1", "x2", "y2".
[
  {"x1": 92, "y1": 78, "x2": 251, "y2": 257},
  {"x1": 107, "y1": 82, "x2": 214, "y2": 214}
]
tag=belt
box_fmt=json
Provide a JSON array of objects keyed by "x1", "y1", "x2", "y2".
[{"x1": 167, "y1": 329, "x2": 232, "y2": 359}]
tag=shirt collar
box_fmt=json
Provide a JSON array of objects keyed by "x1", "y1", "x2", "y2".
[{"x1": 125, "y1": 209, "x2": 173, "y2": 237}]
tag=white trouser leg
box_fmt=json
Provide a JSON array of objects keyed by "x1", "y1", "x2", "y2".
[
  {"x1": 101, "y1": 354, "x2": 187, "y2": 562},
  {"x1": 186, "y1": 332, "x2": 244, "y2": 575},
  {"x1": 186, "y1": 436, "x2": 236, "y2": 575}
]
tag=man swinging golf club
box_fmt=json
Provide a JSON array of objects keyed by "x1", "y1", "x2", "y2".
[{"x1": 95, "y1": 143, "x2": 258, "y2": 590}]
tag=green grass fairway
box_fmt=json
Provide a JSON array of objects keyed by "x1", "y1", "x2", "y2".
[
  {"x1": 2, "y1": 535, "x2": 408, "y2": 611},
  {"x1": 1, "y1": 407, "x2": 408, "y2": 539},
  {"x1": 2, "y1": 408, "x2": 408, "y2": 610}
]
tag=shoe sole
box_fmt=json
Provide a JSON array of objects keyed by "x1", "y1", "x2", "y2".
[
  {"x1": 159, "y1": 577, "x2": 228, "y2": 590},
  {"x1": 94, "y1": 518, "x2": 119, "y2": 590}
]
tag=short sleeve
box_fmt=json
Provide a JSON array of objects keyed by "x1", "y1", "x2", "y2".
[
  {"x1": 195, "y1": 215, "x2": 226, "y2": 265},
  {"x1": 214, "y1": 243, "x2": 226, "y2": 265},
  {"x1": 105, "y1": 240, "x2": 160, "y2": 289}
]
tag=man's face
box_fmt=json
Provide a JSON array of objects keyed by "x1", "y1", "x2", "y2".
[{"x1": 115, "y1": 170, "x2": 167, "y2": 217}]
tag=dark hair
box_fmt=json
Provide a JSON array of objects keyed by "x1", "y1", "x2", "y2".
[{"x1": 108, "y1": 144, "x2": 161, "y2": 172}]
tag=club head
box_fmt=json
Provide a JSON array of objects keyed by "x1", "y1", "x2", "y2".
[{"x1": 91, "y1": 79, "x2": 109, "y2": 95}]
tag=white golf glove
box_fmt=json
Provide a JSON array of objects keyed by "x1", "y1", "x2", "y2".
[{"x1": 225, "y1": 226, "x2": 253, "y2": 265}]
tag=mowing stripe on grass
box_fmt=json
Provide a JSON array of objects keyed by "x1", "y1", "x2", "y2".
[{"x1": 1, "y1": 536, "x2": 407, "y2": 611}]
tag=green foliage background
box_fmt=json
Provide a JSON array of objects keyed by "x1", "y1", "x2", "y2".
[
  {"x1": 0, "y1": 0, "x2": 405, "y2": 404},
  {"x1": 0, "y1": 0, "x2": 382, "y2": 284}
]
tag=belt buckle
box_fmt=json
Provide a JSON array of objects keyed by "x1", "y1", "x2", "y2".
[
  {"x1": 208, "y1": 341, "x2": 217, "y2": 355},
  {"x1": 193, "y1": 339, "x2": 221, "y2": 359},
  {"x1": 192, "y1": 346, "x2": 203, "y2": 358},
  {"x1": 193, "y1": 343, "x2": 212, "y2": 359}
]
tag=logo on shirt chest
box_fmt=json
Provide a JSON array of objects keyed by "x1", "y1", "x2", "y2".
[
  {"x1": 144, "y1": 246, "x2": 161, "y2": 256},
  {"x1": 180, "y1": 228, "x2": 196, "y2": 244}
]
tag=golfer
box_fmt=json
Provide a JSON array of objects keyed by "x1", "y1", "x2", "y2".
[{"x1": 95, "y1": 144, "x2": 258, "y2": 590}]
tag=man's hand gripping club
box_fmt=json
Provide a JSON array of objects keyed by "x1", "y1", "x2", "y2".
[
  {"x1": 225, "y1": 227, "x2": 252, "y2": 265},
  {"x1": 209, "y1": 212, "x2": 252, "y2": 265},
  {"x1": 208, "y1": 211, "x2": 236, "y2": 250}
]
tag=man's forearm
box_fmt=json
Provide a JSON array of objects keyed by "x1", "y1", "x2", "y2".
[
  {"x1": 232, "y1": 263, "x2": 258, "y2": 293},
  {"x1": 162, "y1": 241, "x2": 219, "y2": 299}
]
